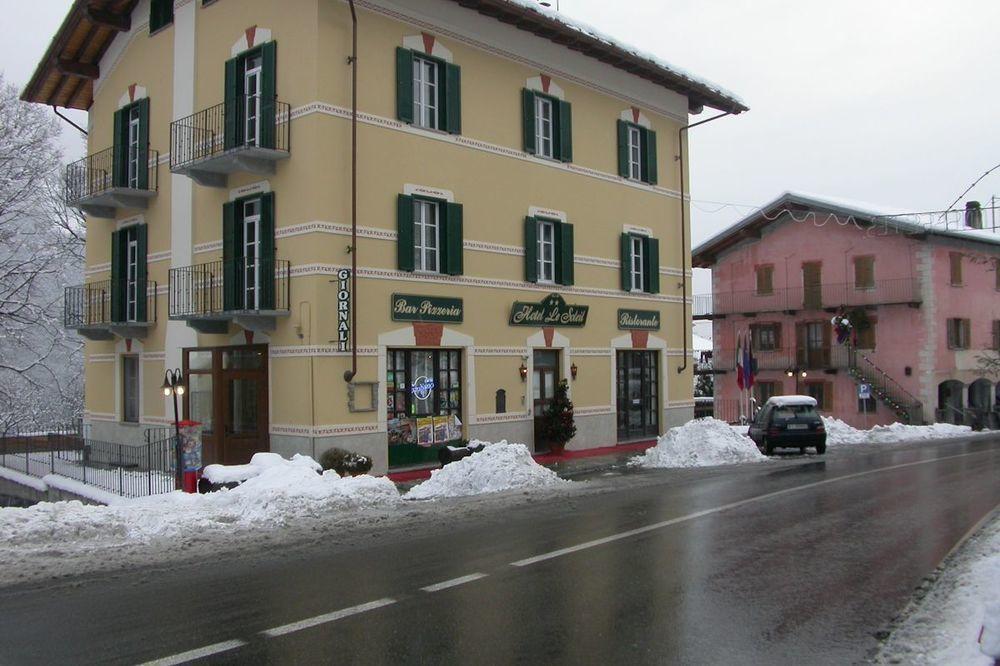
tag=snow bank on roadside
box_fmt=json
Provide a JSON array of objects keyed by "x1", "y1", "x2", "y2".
[
  {"x1": 405, "y1": 440, "x2": 568, "y2": 500},
  {"x1": 824, "y1": 417, "x2": 972, "y2": 446},
  {"x1": 632, "y1": 418, "x2": 766, "y2": 468},
  {"x1": 202, "y1": 451, "x2": 321, "y2": 484},
  {"x1": 0, "y1": 453, "x2": 399, "y2": 546}
]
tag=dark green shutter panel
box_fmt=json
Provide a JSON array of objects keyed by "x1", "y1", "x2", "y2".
[
  {"x1": 259, "y1": 193, "x2": 276, "y2": 309},
  {"x1": 112, "y1": 107, "x2": 128, "y2": 187},
  {"x1": 396, "y1": 48, "x2": 414, "y2": 124},
  {"x1": 260, "y1": 42, "x2": 278, "y2": 149},
  {"x1": 444, "y1": 63, "x2": 461, "y2": 135},
  {"x1": 444, "y1": 202, "x2": 463, "y2": 275},
  {"x1": 223, "y1": 201, "x2": 238, "y2": 310},
  {"x1": 136, "y1": 98, "x2": 150, "y2": 190},
  {"x1": 645, "y1": 237, "x2": 660, "y2": 294},
  {"x1": 224, "y1": 57, "x2": 241, "y2": 150},
  {"x1": 617, "y1": 120, "x2": 630, "y2": 178},
  {"x1": 397, "y1": 194, "x2": 415, "y2": 272},
  {"x1": 135, "y1": 225, "x2": 148, "y2": 321},
  {"x1": 150, "y1": 0, "x2": 173, "y2": 33},
  {"x1": 620, "y1": 233, "x2": 631, "y2": 291},
  {"x1": 110, "y1": 230, "x2": 123, "y2": 322},
  {"x1": 524, "y1": 216, "x2": 538, "y2": 283},
  {"x1": 557, "y1": 222, "x2": 574, "y2": 286},
  {"x1": 557, "y1": 100, "x2": 572, "y2": 162},
  {"x1": 644, "y1": 128, "x2": 658, "y2": 185},
  {"x1": 521, "y1": 89, "x2": 536, "y2": 155}
]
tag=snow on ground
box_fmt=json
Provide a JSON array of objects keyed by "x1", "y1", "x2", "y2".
[
  {"x1": 876, "y1": 512, "x2": 1000, "y2": 664},
  {"x1": 632, "y1": 418, "x2": 767, "y2": 468},
  {"x1": 405, "y1": 440, "x2": 569, "y2": 500},
  {"x1": 824, "y1": 417, "x2": 973, "y2": 446}
]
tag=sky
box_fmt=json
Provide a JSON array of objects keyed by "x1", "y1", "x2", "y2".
[{"x1": 3, "y1": 0, "x2": 1000, "y2": 296}]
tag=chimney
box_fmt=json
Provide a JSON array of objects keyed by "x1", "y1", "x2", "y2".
[{"x1": 965, "y1": 201, "x2": 983, "y2": 229}]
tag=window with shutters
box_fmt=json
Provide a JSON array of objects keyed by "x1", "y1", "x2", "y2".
[
  {"x1": 111, "y1": 224, "x2": 148, "y2": 323},
  {"x1": 122, "y1": 355, "x2": 140, "y2": 423},
  {"x1": 853, "y1": 255, "x2": 875, "y2": 289},
  {"x1": 995, "y1": 259, "x2": 1000, "y2": 291},
  {"x1": 751, "y1": 323, "x2": 781, "y2": 351},
  {"x1": 805, "y1": 381, "x2": 832, "y2": 411},
  {"x1": 525, "y1": 216, "x2": 573, "y2": 286},
  {"x1": 414, "y1": 199, "x2": 440, "y2": 273},
  {"x1": 538, "y1": 220, "x2": 556, "y2": 283},
  {"x1": 127, "y1": 105, "x2": 141, "y2": 188},
  {"x1": 627, "y1": 126, "x2": 642, "y2": 179},
  {"x1": 113, "y1": 99, "x2": 150, "y2": 189},
  {"x1": 617, "y1": 120, "x2": 657, "y2": 184},
  {"x1": 535, "y1": 96, "x2": 554, "y2": 159},
  {"x1": 224, "y1": 42, "x2": 277, "y2": 151},
  {"x1": 619, "y1": 233, "x2": 659, "y2": 294},
  {"x1": 755, "y1": 265, "x2": 774, "y2": 295},
  {"x1": 396, "y1": 49, "x2": 461, "y2": 134},
  {"x1": 150, "y1": 0, "x2": 173, "y2": 33},
  {"x1": 950, "y1": 252, "x2": 963, "y2": 286},
  {"x1": 993, "y1": 320, "x2": 1000, "y2": 350},
  {"x1": 946, "y1": 318, "x2": 970, "y2": 349},
  {"x1": 629, "y1": 235, "x2": 644, "y2": 291},
  {"x1": 755, "y1": 381, "x2": 780, "y2": 405},
  {"x1": 223, "y1": 193, "x2": 276, "y2": 312},
  {"x1": 396, "y1": 194, "x2": 463, "y2": 276},
  {"x1": 126, "y1": 235, "x2": 139, "y2": 321},
  {"x1": 522, "y1": 89, "x2": 572, "y2": 162}
]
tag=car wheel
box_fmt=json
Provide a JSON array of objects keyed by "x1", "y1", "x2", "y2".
[
  {"x1": 764, "y1": 439, "x2": 774, "y2": 456},
  {"x1": 816, "y1": 442, "x2": 827, "y2": 455}
]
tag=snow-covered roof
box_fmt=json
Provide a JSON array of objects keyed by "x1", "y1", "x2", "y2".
[
  {"x1": 449, "y1": 0, "x2": 747, "y2": 114},
  {"x1": 692, "y1": 333, "x2": 713, "y2": 352},
  {"x1": 765, "y1": 395, "x2": 818, "y2": 407},
  {"x1": 694, "y1": 191, "x2": 1000, "y2": 266}
]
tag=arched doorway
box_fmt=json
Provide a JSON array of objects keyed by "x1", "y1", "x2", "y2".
[
  {"x1": 937, "y1": 380, "x2": 964, "y2": 424},
  {"x1": 969, "y1": 379, "x2": 993, "y2": 411}
]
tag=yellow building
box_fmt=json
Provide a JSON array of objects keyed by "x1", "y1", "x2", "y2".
[{"x1": 24, "y1": 0, "x2": 745, "y2": 473}]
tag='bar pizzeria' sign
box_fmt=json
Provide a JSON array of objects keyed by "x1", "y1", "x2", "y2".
[
  {"x1": 391, "y1": 294, "x2": 464, "y2": 323},
  {"x1": 509, "y1": 293, "x2": 588, "y2": 327}
]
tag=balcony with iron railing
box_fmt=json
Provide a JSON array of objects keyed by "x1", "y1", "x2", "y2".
[
  {"x1": 170, "y1": 96, "x2": 290, "y2": 187},
  {"x1": 168, "y1": 258, "x2": 290, "y2": 333},
  {"x1": 63, "y1": 279, "x2": 157, "y2": 340},
  {"x1": 65, "y1": 146, "x2": 159, "y2": 218},
  {"x1": 692, "y1": 277, "x2": 922, "y2": 319},
  {"x1": 708, "y1": 345, "x2": 852, "y2": 373}
]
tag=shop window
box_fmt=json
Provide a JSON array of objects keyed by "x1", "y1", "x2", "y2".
[
  {"x1": 522, "y1": 89, "x2": 572, "y2": 162},
  {"x1": 755, "y1": 265, "x2": 774, "y2": 295},
  {"x1": 620, "y1": 233, "x2": 660, "y2": 293},
  {"x1": 387, "y1": 349, "x2": 464, "y2": 467},
  {"x1": 395, "y1": 48, "x2": 461, "y2": 134},
  {"x1": 616, "y1": 120, "x2": 657, "y2": 184},
  {"x1": 122, "y1": 355, "x2": 139, "y2": 423},
  {"x1": 616, "y1": 350, "x2": 658, "y2": 440}
]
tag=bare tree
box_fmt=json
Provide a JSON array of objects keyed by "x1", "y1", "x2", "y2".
[{"x1": 0, "y1": 73, "x2": 85, "y2": 434}]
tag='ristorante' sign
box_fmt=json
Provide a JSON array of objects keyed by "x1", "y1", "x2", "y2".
[
  {"x1": 617, "y1": 308, "x2": 660, "y2": 330},
  {"x1": 509, "y1": 293, "x2": 589, "y2": 327},
  {"x1": 391, "y1": 294, "x2": 464, "y2": 323}
]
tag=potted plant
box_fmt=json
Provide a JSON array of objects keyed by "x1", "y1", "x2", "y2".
[{"x1": 541, "y1": 379, "x2": 576, "y2": 456}]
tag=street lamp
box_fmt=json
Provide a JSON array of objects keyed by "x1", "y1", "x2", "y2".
[
  {"x1": 785, "y1": 367, "x2": 808, "y2": 394},
  {"x1": 161, "y1": 368, "x2": 186, "y2": 489}
]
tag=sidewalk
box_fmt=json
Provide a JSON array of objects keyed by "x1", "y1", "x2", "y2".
[{"x1": 387, "y1": 439, "x2": 656, "y2": 487}]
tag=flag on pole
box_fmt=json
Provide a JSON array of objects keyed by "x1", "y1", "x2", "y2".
[
  {"x1": 736, "y1": 332, "x2": 745, "y2": 390},
  {"x1": 745, "y1": 331, "x2": 756, "y2": 390}
]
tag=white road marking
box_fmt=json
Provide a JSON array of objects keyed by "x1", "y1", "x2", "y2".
[
  {"x1": 512, "y1": 449, "x2": 996, "y2": 567},
  {"x1": 420, "y1": 573, "x2": 488, "y2": 592},
  {"x1": 261, "y1": 598, "x2": 397, "y2": 638},
  {"x1": 136, "y1": 639, "x2": 246, "y2": 666}
]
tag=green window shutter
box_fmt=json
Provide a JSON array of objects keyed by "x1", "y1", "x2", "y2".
[
  {"x1": 110, "y1": 230, "x2": 123, "y2": 322},
  {"x1": 136, "y1": 98, "x2": 150, "y2": 190},
  {"x1": 112, "y1": 107, "x2": 128, "y2": 187},
  {"x1": 645, "y1": 236, "x2": 660, "y2": 294},
  {"x1": 259, "y1": 193, "x2": 276, "y2": 309},
  {"x1": 150, "y1": 0, "x2": 173, "y2": 33},
  {"x1": 521, "y1": 89, "x2": 536, "y2": 155},
  {"x1": 397, "y1": 194, "x2": 415, "y2": 272},
  {"x1": 443, "y1": 62, "x2": 461, "y2": 135},
  {"x1": 224, "y1": 57, "x2": 241, "y2": 150},
  {"x1": 557, "y1": 222, "x2": 574, "y2": 286},
  {"x1": 396, "y1": 48, "x2": 414, "y2": 124},
  {"x1": 620, "y1": 233, "x2": 631, "y2": 290},
  {"x1": 222, "y1": 201, "x2": 239, "y2": 310},
  {"x1": 524, "y1": 216, "x2": 538, "y2": 283},
  {"x1": 260, "y1": 42, "x2": 278, "y2": 149},
  {"x1": 557, "y1": 100, "x2": 573, "y2": 163},
  {"x1": 135, "y1": 225, "x2": 148, "y2": 322},
  {"x1": 617, "y1": 120, "x2": 629, "y2": 178},
  {"x1": 444, "y1": 202, "x2": 464, "y2": 275},
  {"x1": 643, "y1": 128, "x2": 658, "y2": 185}
]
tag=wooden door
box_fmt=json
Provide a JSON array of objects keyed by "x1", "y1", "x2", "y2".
[
  {"x1": 532, "y1": 350, "x2": 559, "y2": 452},
  {"x1": 803, "y1": 262, "x2": 822, "y2": 309}
]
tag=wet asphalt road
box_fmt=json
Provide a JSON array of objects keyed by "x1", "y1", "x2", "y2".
[{"x1": 2, "y1": 434, "x2": 999, "y2": 666}]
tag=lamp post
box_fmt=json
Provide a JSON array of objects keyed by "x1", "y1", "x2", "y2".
[
  {"x1": 785, "y1": 367, "x2": 807, "y2": 395},
  {"x1": 161, "y1": 368, "x2": 186, "y2": 490}
]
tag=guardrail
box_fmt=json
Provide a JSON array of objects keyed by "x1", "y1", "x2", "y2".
[
  {"x1": 65, "y1": 146, "x2": 159, "y2": 205},
  {"x1": 710, "y1": 345, "x2": 851, "y2": 371},
  {"x1": 170, "y1": 97, "x2": 290, "y2": 171},
  {"x1": 63, "y1": 279, "x2": 157, "y2": 328},
  {"x1": 168, "y1": 258, "x2": 290, "y2": 317}
]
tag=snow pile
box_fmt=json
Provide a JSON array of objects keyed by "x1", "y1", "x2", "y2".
[
  {"x1": 0, "y1": 453, "x2": 399, "y2": 546},
  {"x1": 633, "y1": 418, "x2": 766, "y2": 468},
  {"x1": 202, "y1": 451, "x2": 320, "y2": 484},
  {"x1": 405, "y1": 440, "x2": 568, "y2": 500},
  {"x1": 824, "y1": 417, "x2": 972, "y2": 446}
]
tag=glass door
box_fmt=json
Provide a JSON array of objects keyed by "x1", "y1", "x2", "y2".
[
  {"x1": 532, "y1": 350, "x2": 559, "y2": 451},
  {"x1": 126, "y1": 236, "x2": 138, "y2": 322},
  {"x1": 617, "y1": 351, "x2": 659, "y2": 440},
  {"x1": 242, "y1": 198, "x2": 261, "y2": 310},
  {"x1": 244, "y1": 54, "x2": 263, "y2": 147}
]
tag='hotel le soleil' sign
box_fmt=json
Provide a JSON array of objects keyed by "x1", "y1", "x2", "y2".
[{"x1": 509, "y1": 293, "x2": 589, "y2": 328}]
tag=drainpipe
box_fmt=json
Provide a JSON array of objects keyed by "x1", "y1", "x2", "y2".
[
  {"x1": 52, "y1": 106, "x2": 87, "y2": 136},
  {"x1": 676, "y1": 111, "x2": 730, "y2": 375},
  {"x1": 343, "y1": 0, "x2": 359, "y2": 383}
]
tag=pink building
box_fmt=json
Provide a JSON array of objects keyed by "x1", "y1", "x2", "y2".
[{"x1": 693, "y1": 192, "x2": 1000, "y2": 428}]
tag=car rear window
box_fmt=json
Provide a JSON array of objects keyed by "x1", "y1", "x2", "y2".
[{"x1": 773, "y1": 405, "x2": 819, "y2": 420}]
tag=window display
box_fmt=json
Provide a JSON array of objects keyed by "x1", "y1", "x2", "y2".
[{"x1": 387, "y1": 349, "x2": 463, "y2": 466}]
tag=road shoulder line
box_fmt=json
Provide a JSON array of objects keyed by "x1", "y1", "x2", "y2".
[{"x1": 421, "y1": 573, "x2": 488, "y2": 593}]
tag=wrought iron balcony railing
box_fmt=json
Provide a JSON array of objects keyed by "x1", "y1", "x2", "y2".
[
  {"x1": 710, "y1": 345, "x2": 851, "y2": 372},
  {"x1": 693, "y1": 277, "x2": 921, "y2": 319},
  {"x1": 169, "y1": 96, "x2": 290, "y2": 187},
  {"x1": 63, "y1": 279, "x2": 157, "y2": 340},
  {"x1": 168, "y1": 258, "x2": 290, "y2": 333},
  {"x1": 65, "y1": 146, "x2": 159, "y2": 217}
]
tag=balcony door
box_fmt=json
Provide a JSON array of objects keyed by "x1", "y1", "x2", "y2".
[
  {"x1": 797, "y1": 321, "x2": 831, "y2": 369},
  {"x1": 244, "y1": 54, "x2": 262, "y2": 147},
  {"x1": 127, "y1": 104, "x2": 141, "y2": 188},
  {"x1": 126, "y1": 236, "x2": 139, "y2": 322},
  {"x1": 223, "y1": 193, "x2": 275, "y2": 312},
  {"x1": 242, "y1": 198, "x2": 261, "y2": 310},
  {"x1": 803, "y1": 262, "x2": 822, "y2": 309}
]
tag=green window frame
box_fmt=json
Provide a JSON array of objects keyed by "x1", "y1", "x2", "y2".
[
  {"x1": 110, "y1": 224, "x2": 148, "y2": 323},
  {"x1": 395, "y1": 48, "x2": 461, "y2": 134},
  {"x1": 619, "y1": 233, "x2": 659, "y2": 293},
  {"x1": 149, "y1": 0, "x2": 174, "y2": 33},
  {"x1": 112, "y1": 98, "x2": 150, "y2": 189},
  {"x1": 223, "y1": 193, "x2": 276, "y2": 311},
  {"x1": 525, "y1": 216, "x2": 574, "y2": 286},
  {"x1": 224, "y1": 41, "x2": 278, "y2": 150},
  {"x1": 522, "y1": 89, "x2": 572, "y2": 162},
  {"x1": 617, "y1": 120, "x2": 657, "y2": 184},
  {"x1": 396, "y1": 194, "x2": 463, "y2": 275}
]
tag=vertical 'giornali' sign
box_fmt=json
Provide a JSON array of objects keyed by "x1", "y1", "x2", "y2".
[{"x1": 337, "y1": 268, "x2": 351, "y2": 352}]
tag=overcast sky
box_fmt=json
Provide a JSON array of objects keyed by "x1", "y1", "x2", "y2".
[{"x1": 5, "y1": 0, "x2": 999, "y2": 295}]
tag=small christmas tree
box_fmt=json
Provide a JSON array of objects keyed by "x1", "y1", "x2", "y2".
[{"x1": 542, "y1": 379, "x2": 576, "y2": 455}]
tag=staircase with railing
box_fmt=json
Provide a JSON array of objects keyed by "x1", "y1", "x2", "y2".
[{"x1": 846, "y1": 345, "x2": 923, "y2": 424}]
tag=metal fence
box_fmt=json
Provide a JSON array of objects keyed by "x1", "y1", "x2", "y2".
[
  {"x1": 710, "y1": 345, "x2": 851, "y2": 372},
  {"x1": 169, "y1": 97, "x2": 291, "y2": 171},
  {"x1": 0, "y1": 426, "x2": 175, "y2": 499},
  {"x1": 65, "y1": 146, "x2": 159, "y2": 204},
  {"x1": 169, "y1": 258, "x2": 290, "y2": 317},
  {"x1": 64, "y1": 279, "x2": 157, "y2": 328}
]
